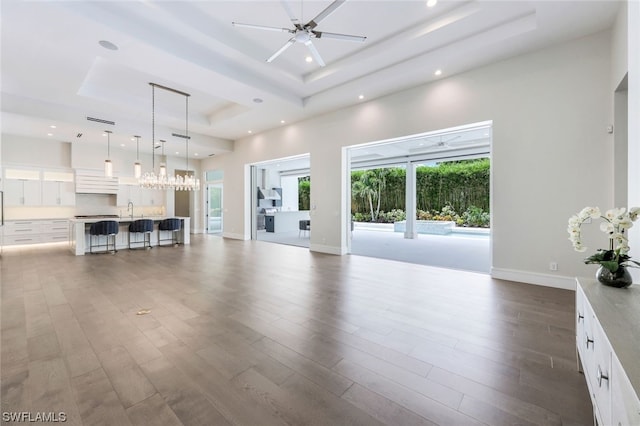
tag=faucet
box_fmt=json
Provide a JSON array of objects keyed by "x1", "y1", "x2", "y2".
[{"x1": 127, "y1": 201, "x2": 134, "y2": 219}]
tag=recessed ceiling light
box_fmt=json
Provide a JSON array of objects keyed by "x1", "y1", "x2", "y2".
[
  {"x1": 434, "y1": 69, "x2": 442, "y2": 76},
  {"x1": 427, "y1": 0, "x2": 438, "y2": 7},
  {"x1": 120, "y1": 144, "x2": 126, "y2": 147},
  {"x1": 175, "y1": 151, "x2": 180, "y2": 155},
  {"x1": 194, "y1": 153, "x2": 199, "y2": 156},
  {"x1": 98, "y1": 40, "x2": 119, "y2": 51},
  {"x1": 280, "y1": 120, "x2": 285, "y2": 124},
  {"x1": 248, "y1": 130, "x2": 253, "y2": 134},
  {"x1": 47, "y1": 133, "x2": 53, "y2": 136},
  {"x1": 358, "y1": 94, "x2": 364, "y2": 100},
  {"x1": 305, "y1": 56, "x2": 313, "y2": 63},
  {"x1": 50, "y1": 125, "x2": 56, "y2": 129}
]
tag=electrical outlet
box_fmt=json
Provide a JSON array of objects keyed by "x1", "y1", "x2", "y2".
[{"x1": 549, "y1": 262, "x2": 558, "y2": 271}]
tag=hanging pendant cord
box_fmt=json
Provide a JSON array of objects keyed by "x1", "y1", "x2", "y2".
[
  {"x1": 185, "y1": 95, "x2": 189, "y2": 172},
  {"x1": 151, "y1": 84, "x2": 155, "y2": 171}
]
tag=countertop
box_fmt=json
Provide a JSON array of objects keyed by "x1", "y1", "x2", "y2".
[
  {"x1": 69, "y1": 216, "x2": 189, "y2": 224},
  {"x1": 264, "y1": 210, "x2": 310, "y2": 217}
]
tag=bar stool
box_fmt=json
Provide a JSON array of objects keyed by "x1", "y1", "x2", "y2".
[
  {"x1": 89, "y1": 220, "x2": 119, "y2": 254},
  {"x1": 298, "y1": 219, "x2": 310, "y2": 237},
  {"x1": 158, "y1": 218, "x2": 181, "y2": 246},
  {"x1": 128, "y1": 219, "x2": 153, "y2": 250}
]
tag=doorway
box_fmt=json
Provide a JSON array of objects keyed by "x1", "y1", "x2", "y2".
[
  {"x1": 346, "y1": 122, "x2": 492, "y2": 273},
  {"x1": 205, "y1": 169, "x2": 224, "y2": 235},
  {"x1": 207, "y1": 183, "x2": 223, "y2": 234}
]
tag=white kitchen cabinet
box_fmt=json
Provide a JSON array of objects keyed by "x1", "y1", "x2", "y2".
[
  {"x1": 140, "y1": 188, "x2": 165, "y2": 206},
  {"x1": 3, "y1": 219, "x2": 69, "y2": 246},
  {"x1": 42, "y1": 181, "x2": 75, "y2": 206},
  {"x1": 576, "y1": 278, "x2": 640, "y2": 426},
  {"x1": 4, "y1": 178, "x2": 42, "y2": 206},
  {"x1": 117, "y1": 184, "x2": 142, "y2": 206}
]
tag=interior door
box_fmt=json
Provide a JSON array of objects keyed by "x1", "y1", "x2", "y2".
[{"x1": 207, "y1": 183, "x2": 223, "y2": 234}]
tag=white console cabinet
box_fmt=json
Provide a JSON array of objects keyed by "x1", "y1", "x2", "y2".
[{"x1": 576, "y1": 278, "x2": 640, "y2": 426}]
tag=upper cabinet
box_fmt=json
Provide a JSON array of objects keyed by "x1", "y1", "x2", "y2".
[
  {"x1": 42, "y1": 171, "x2": 75, "y2": 206},
  {"x1": 4, "y1": 168, "x2": 75, "y2": 206},
  {"x1": 4, "y1": 169, "x2": 42, "y2": 206}
]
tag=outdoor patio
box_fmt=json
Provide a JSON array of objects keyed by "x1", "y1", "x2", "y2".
[{"x1": 257, "y1": 223, "x2": 490, "y2": 273}]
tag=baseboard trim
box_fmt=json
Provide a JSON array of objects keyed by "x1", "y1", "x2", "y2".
[
  {"x1": 310, "y1": 243, "x2": 347, "y2": 255},
  {"x1": 491, "y1": 268, "x2": 576, "y2": 290},
  {"x1": 222, "y1": 232, "x2": 249, "y2": 240}
]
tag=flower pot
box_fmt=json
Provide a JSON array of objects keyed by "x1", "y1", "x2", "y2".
[{"x1": 596, "y1": 265, "x2": 633, "y2": 288}]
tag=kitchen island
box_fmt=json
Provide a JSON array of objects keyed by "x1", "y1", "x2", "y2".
[
  {"x1": 265, "y1": 210, "x2": 310, "y2": 233},
  {"x1": 69, "y1": 216, "x2": 190, "y2": 255}
]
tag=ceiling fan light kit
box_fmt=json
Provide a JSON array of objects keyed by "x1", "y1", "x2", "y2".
[{"x1": 232, "y1": 0, "x2": 366, "y2": 67}]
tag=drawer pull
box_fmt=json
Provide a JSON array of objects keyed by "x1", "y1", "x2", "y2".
[
  {"x1": 597, "y1": 365, "x2": 609, "y2": 388},
  {"x1": 578, "y1": 312, "x2": 584, "y2": 321},
  {"x1": 586, "y1": 335, "x2": 594, "y2": 349}
]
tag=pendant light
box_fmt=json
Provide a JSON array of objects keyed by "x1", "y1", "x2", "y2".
[
  {"x1": 159, "y1": 140, "x2": 167, "y2": 177},
  {"x1": 140, "y1": 82, "x2": 199, "y2": 191},
  {"x1": 104, "y1": 130, "x2": 113, "y2": 177},
  {"x1": 133, "y1": 135, "x2": 142, "y2": 178}
]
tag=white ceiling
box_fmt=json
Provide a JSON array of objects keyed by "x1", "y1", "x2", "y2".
[{"x1": 1, "y1": 0, "x2": 620, "y2": 160}]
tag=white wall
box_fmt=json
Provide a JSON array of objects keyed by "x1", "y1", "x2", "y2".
[
  {"x1": 626, "y1": 0, "x2": 640, "y2": 281},
  {"x1": 2, "y1": 135, "x2": 71, "y2": 168},
  {"x1": 203, "y1": 30, "x2": 615, "y2": 288}
]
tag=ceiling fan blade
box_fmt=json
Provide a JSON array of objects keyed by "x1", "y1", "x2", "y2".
[
  {"x1": 280, "y1": 1, "x2": 303, "y2": 29},
  {"x1": 232, "y1": 22, "x2": 292, "y2": 33},
  {"x1": 267, "y1": 38, "x2": 296, "y2": 63},
  {"x1": 304, "y1": 40, "x2": 326, "y2": 67},
  {"x1": 305, "y1": 0, "x2": 345, "y2": 29},
  {"x1": 313, "y1": 31, "x2": 366, "y2": 43}
]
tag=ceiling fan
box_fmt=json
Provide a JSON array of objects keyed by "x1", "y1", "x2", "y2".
[{"x1": 232, "y1": 0, "x2": 367, "y2": 67}]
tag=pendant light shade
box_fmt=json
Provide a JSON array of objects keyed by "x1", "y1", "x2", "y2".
[
  {"x1": 159, "y1": 140, "x2": 167, "y2": 177},
  {"x1": 134, "y1": 135, "x2": 142, "y2": 178},
  {"x1": 104, "y1": 130, "x2": 113, "y2": 177}
]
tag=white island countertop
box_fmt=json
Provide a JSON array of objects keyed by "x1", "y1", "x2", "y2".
[{"x1": 69, "y1": 216, "x2": 190, "y2": 255}]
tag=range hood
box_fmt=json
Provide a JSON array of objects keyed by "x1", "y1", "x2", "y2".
[{"x1": 258, "y1": 187, "x2": 281, "y2": 200}]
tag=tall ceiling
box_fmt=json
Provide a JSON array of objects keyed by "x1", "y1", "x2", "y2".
[{"x1": 1, "y1": 0, "x2": 620, "y2": 159}]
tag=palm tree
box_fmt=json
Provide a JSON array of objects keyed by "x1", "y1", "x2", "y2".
[{"x1": 352, "y1": 169, "x2": 387, "y2": 221}]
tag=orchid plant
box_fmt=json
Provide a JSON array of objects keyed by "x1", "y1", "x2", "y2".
[{"x1": 568, "y1": 207, "x2": 640, "y2": 273}]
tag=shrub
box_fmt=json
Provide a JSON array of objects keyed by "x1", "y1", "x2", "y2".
[
  {"x1": 462, "y1": 205, "x2": 491, "y2": 228},
  {"x1": 377, "y1": 209, "x2": 406, "y2": 223},
  {"x1": 352, "y1": 212, "x2": 371, "y2": 222}
]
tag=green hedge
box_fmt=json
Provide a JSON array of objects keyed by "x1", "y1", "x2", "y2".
[
  {"x1": 298, "y1": 158, "x2": 490, "y2": 218},
  {"x1": 351, "y1": 159, "x2": 490, "y2": 214}
]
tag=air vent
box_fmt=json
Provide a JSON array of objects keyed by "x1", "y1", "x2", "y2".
[
  {"x1": 86, "y1": 116, "x2": 115, "y2": 126},
  {"x1": 76, "y1": 133, "x2": 83, "y2": 138},
  {"x1": 171, "y1": 133, "x2": 190, "y2": 139}
]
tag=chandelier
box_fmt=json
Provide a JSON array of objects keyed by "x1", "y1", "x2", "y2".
[{"x1": 140, "y1": 82, "x2": 200, "y2": 191}]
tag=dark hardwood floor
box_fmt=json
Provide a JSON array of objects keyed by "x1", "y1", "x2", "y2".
[{"x1": 1, "y1": 235, "x2": 592, "y2": 425}]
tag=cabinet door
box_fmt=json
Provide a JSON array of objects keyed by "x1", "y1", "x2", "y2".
[
  {"x1": 140, "y1": 188, "x2": 165, "y2": 206},
  {"x1": 42, "y1": 181, "x2": 75, "y2": 206},
  {"x1": 3, "y1": 179, "x2": 25, "y2": 205},
  {"x1": 611, "y1": 356, "x2": 640, "y2": 426},
  {"x1": 4, "y1": 179, "x2": 41, "y2": 205},
  {"x1": 117, "y1": 185, "x2": 142, "y2": 206},
  {"x1": 591, "y1": 321, "x2": 612, "y2": 425}
]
